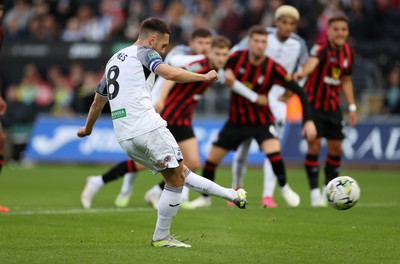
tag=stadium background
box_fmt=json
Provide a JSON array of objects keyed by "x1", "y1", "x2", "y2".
[{"x1": 1, "y1": 0, "x2": 399, "y2": 168}]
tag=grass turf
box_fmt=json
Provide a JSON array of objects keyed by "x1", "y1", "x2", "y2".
[{"x1": 0, "y1": 163, "x2": 399, "y2": 263}]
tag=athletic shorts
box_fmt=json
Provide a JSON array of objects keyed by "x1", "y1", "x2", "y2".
[
  {"x1": 312, "y1": 108, "x2": 345, "y2": 140},
  {"x1": 213, "y1": 122, "x2": 278, "y2": 151},
  {"x1": 167, "y1": 125, "x2": 195, "y2": 142},
  {"x1": 119, "y1": 125, "x2": 183, "y2": 174}
]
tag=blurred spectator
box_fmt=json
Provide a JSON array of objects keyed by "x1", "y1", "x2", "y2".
[
  {"x1": 240, "y1": 0, "x2": 267, "y2": 37},
  {"x1": 98, "y1": 0, "x2": 126, "y2": 40},
  {"x1": 46, "y1": 65, "x2": 74, "y2": 116},
  {"x1": 164, "y1": 0, "x2": 186, "y2": 44},
  {"x1": 261, "y1": 0, "x2": 283, "y2": 27},
  {"x1": 71, "y1": 71, "x2": 102, "y2": 114},
  {"x1": 124, "y1": 0, "x2": 146, "y2": 40},
  {"x1": 3, "y1": 64, "x2": 52, "y2": 161},
  {"x1": 384, "y1": 65, "x2": 400, "y2": 114},
  {"x1": 315, "y1": 0, "x2": 342, "y2": 42},
  {"x1": 61, "y1": 16, "x2": 83, "y2": 41},
  {"x1": 216, "y1": 0, "x2": 243, "y2": 43},
  {"x1": 345, "y1": 0, "x2": 375, "y2": 44},
  {"x1": 3, "y1": 0, "x2": 33, "y2": 39},
  {"x1": 76, "y1": 4, "x2": 110, "y2": 41}
]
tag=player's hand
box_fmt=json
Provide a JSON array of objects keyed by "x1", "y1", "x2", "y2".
[
  {"x1": 293, "y1": 72, "x2": 304, "y2": 82},
  {"x1": 154, "y1": 99, "x2": 165, "y2": 113},
  {"x1": 77, "y1": 126, "x2": 92, "y2": 138},
  {"x1": 279, "y1": 90, "x2": 294, "y2": 103},
  {"x1": 349, "y1": 111, "x2": 357, "y2": 127},
  {"x1": 301, "y1": 120, "x2": 317, "y2": 141},
  {"x1": 223, "y1": 69, "x2": 236, "y2": 86},
  {"x1": 204, "y1": 70, "x2": 219, "y2": 83},
  {"x1": 255, "y1": 94, "x2": 268, "y2": 106}
]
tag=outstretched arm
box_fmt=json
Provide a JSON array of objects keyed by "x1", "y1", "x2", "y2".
[
  {"x1": 222, "y1": 69, "x2": 268, "y2": 106},
  {"x1": 155, "y1": 63, "x2": 218, "y2": 83},
  {"x1": 77, "y1": 93, "x2": 108, "y2": 138},
  {"x1": 293, "y1": 57, "x2": 319, "y2": 82}
]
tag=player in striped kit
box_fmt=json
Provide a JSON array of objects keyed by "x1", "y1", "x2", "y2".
[
  {"x1": 293, "y1": 13, "x2": 357, "y2": 206},
  {"x1": 228, "y1": 5, "x2": 309, "y2": 208},
  {"x1": 181, "y1": 25, "x2": 317, "y2": 210}
]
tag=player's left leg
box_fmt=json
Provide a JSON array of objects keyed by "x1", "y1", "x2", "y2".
[
  {"x1": 324, "y1": 139, "x2": 343, "y2": 192},
  {"x1": 260, "y1": 138, "x2": 300, "y2": 207}
]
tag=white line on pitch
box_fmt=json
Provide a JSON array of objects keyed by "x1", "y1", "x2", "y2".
[
  {"x1": 2, "y1": 207, "x2": 154, "y2": 216},
  {"x1": 356, "y1": 202, "x2": 398, "y2": 208}
]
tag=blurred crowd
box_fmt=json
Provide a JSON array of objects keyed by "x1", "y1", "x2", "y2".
[
  {"x1": 1, "y1": 0, "x2": 400, "y2": 161},
  {"x1": 2, "y1": 0, "x2": 400, "y2": 56}
]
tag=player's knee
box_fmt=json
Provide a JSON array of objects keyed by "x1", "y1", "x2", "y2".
[
  {"x1": 186, "y1": 159, "x2": 200, "y2": 171},
  {"x1": 166, "y1": 173, "x2": 185, "y2": 187}
]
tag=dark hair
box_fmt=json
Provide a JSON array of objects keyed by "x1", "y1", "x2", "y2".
[
  {"x1": 139, "y1": 18, "x2": 171, "y2": 38},
  {"x1": 248, "y1": 25, "x2": 268, "y2": 38},
  {"x1": 191, "y1": 28, "x2": 212, "y2": 40},
  {"x1": 211, "y1": 35, "x2": 231, "y2": 49},
  {"x1": 328, "y1": 13, "x2": 349, "y2": 26}
]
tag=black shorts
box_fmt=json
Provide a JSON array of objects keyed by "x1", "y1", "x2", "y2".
[
  {"x1": 312, "y1": 108, "x2": 345, "y2": 140},
  {"x1": 167, "y1": 125, "x2": 195, "y2": 142},
  {"x1": 213, "y1": 122, "x2": 278, "y2": 151}
]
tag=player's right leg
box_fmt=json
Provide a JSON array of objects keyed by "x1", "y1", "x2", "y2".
[
  {"x1": 181, "y1": 145, "x2": 229, "y2": 209},
  {"x1": 305, "y1": 137, "x2": 326, "y2": 207},
  {"x1": 232, "y1": 138, "x2": 252, "y2": 189},
  {"x1": 262, "y1": 158, "x2": 278, "y2": 208}
]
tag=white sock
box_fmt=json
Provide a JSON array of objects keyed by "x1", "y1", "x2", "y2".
[
  {"x1": 232, "y1": 138, "x2": 252, "y2": 188},
  {"x1": 93, "y1": 175, "x2": 105, "y2": 187},
  {"x1": 153, "y1": 185, "x2": 182, "y2": 241},
  {"x1": 310, "y1": 188, "x2": 321, "y2": 200},
  {"x1": 120, "y1": 172, "x2": 137, "y2": 195},
  {"x1": 262, "y1": 158, "x2": 277, "y2": 197},
  {"x1": 184, "y1": 170, "x2": 237, "y2": 201}
]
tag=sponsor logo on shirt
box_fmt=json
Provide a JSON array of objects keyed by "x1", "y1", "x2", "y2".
[{"x1": 111, "y1": 108, "x2": 127, "y2": 120}]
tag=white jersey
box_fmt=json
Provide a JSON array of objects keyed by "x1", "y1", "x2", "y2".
[
  {"x1": 96, "y1": 45, "x2": 166, "y2": 142},
  {"x1": 231, "y1": 27, "x2": 308, "y2": 120},
  {"x1": 151, "y1": 44, "x2": 192, "y2": 102}
]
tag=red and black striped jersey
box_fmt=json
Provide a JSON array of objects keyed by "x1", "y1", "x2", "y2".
[
  {"x1": 161, "y1": 58, "x2": 213, "y2": 126},
  {"x1": 304, "y1": 39, "x2": 354, "y2": 112},
  {"x1": 225, "y1": 50, "x2": 289, "y2": 125}
]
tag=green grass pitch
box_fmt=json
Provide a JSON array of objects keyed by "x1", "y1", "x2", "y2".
[{"x1": 0, "y1": 163, "x2": 399, "y2": 264}]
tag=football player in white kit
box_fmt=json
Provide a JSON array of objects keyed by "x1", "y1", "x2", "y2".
[
  {"x1": 77, "y1": 18, "x2": 248, "y2": 248},
  {"x1": 79, "y1": 29, "x2": 213, "y2": 210},
  {"x1": 230, "y1": 5, "x2": 309, "y2": 208}
]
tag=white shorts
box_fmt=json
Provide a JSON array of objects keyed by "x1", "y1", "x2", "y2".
[{"x1": 119, "y1": 125, "x2": 183, "y2": 174}]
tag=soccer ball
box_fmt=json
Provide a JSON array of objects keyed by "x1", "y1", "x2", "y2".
[{"x1": 326, "y1": 176, "x2": 360, "y2": 210}]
